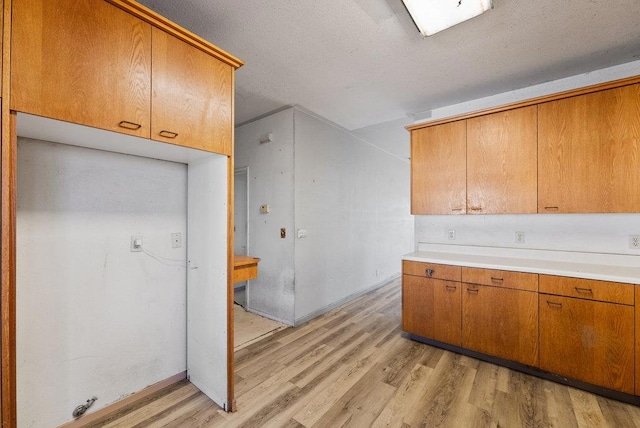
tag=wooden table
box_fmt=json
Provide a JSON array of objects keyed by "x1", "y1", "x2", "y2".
[{"x1": 233, "y1": 255, "x2": 261, "y2": 283}]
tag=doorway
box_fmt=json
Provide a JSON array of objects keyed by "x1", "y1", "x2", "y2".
[{"x1": 233, "y1": 167, "x2": 287, "y2": 350}]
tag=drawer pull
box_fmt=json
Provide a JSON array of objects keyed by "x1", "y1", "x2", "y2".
[
  {"x1": 574, "y1": 287, "x2": 593, "y2": 294},
  {"x1": 544, "y1": 206, "x2": 559, "y2": 211},
  {"x1": 490, "y1": 277, "x2": 504, "y2": 283},
  {"x1": 466, "y1": 288, "x2": 479, "y2": 294},
  {"x1": 451, "y1": 208, "x2": 463, "y2": 212},
  {"x1": 118, "y1": 120, "x2": 142, "y2": 130},
  {"x1": 445, "y1": 285, "x2": 457, "y2": 291},
  {"x1": 426, "y1": 269, "x2": 434, "y2": 277},
  {"x1": 469, "y1": 206, "x2": 483, "y2": 211},
  {"x1": 159, "y1": 130, "x2": 179, "y2": 139},
  {"x1": 547, "y1": 301, "x2": 562, "y2": 308}
]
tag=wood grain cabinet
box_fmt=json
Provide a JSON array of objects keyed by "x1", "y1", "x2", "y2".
[
  {"x1": 11, "y1": 0, "x2": 235, "y2": 155},
  {"x1": 466, "y1": 107, "x2": 537, "y2": 214},
  {"x1": 637, "y1": 286, "x2": 640, "y2": 395},
  {"x1": 411, "y1": 121, "x2": 466, "y2": 215},
  {"x1": 538, "y1": 84, "x2": 640, "y2": 213},
  {"x1": 539, "y1": 291, "x2": 635, "y2": 394},
  {"x1": 402, "y1": 261, "x2": 462, "y2": 345},
  {"x1": 461, "y1": 283, "x2": 538, "y2": 367},
  {"x1": 11, "y1": 0, "x2": 152, "y2": 138},
  {"x1": 402, "y1": 276, "x2": 461, "y2": 346},
  {"x1": 151, "y1": 28, "x2": 233, "y2": 154},
  {"x1": 403, "y1": 260, "x2": 640, "y2": 399}
]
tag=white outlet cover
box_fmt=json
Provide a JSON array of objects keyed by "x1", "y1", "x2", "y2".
[
  {"x1": 130, "y1": 234, "x2": 143, "y2": 252},
  {"x1": 630, "y1": 235, "x2": 640, "y2": 249},
  {"x1": 171, "y1": 232, "x2": 182, "y2": 248}
]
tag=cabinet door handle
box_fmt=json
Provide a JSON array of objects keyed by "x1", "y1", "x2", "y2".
[
  {"x1": 451, "y1": 208, "x2": 463, "y2": 212},
  {"x1": 490, "y1": 277, "x2": 504, "y2": 283},
  {"x1": 574, "y1": 287, "x2": 593, "y2": 294},
  {"x1": 426, "y1": 269, "x2": 434, "y2": 277},
  {"x1": 466, "y1": 288, "x2": 479, "y2": 294},
  {"x1": 159, "y1": 130, "x2": 179, "y2": 139},
  {"x1": 547, "y1": 301, "x2": 562, "y2": 308},
  {"x1": 118, "y1": 120, "x2": 142, "y2": 130},
  {"x1": 445, "y1": 285, "x2": 457, "y2": 291},
  {"x1": 469, "y1": 206, "x2": 483, "y2": 211},
  {"x1": 544, "y1": 206, "x2": 559, "y2": 211}
]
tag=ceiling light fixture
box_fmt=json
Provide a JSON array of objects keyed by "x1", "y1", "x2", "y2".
[{"x1": 402, "y1": 0, "x2": 493, "y2": 37}]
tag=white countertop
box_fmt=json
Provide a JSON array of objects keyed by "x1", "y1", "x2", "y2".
[{"x1": 404, "y1": 244, "x2": 640, "y2": 285}]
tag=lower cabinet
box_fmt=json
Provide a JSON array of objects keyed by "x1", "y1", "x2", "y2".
[
  {"x1": 402, "y1": 260, "x2": 640, "y2": 398},
  {"x1": 637, "y1": 285, "x2": 640, "y2": 395},
  {"x1": 402, "y1": 275, "x2": 461, "y2": 346},
  {"x1": 539, "y1": 294, "x2": 635, "y2": 394},
  {"x1": 462, "y1": 284, "x2": 538, "y2": 367}
]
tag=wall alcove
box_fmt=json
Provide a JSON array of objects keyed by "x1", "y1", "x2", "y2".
[{"x1": 7, "y1": 113, "x2": 233, "y2": 426}]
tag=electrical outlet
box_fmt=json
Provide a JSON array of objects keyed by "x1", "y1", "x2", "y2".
[
  {"x1": 630, "y1": 235, "x2": 640, "y2": 249},
  {"x1": 171, "y1": 232, "x2": 182, "y2": 248},
  {"x1": 130, "y1": 234, "x2": 143, "y2": 252},
  {"x1": 515, "y1": 231, "x2": 525, "y2": 244},
  {"x1": 448, "y1": 229, "x2": 455, "y2": 240},
  {"x1": 280, "y1": 228, "x2": 286, "y2": 238}
]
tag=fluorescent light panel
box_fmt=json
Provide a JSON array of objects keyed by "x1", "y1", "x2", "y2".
[{"x1": 403, "y1": 0, "x2": 493, "y2": 36}]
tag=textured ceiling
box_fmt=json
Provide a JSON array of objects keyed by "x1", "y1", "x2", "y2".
[{"x1": 138, "y1": 0, "x2": 640, "y2": 158}]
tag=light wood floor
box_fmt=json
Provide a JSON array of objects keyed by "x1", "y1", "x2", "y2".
[
  {"x1": 87, "y1": 278, "x2": 640, "y2": 427},
  {"x1": 234, "y1": 304, "x2": 288, "y2": 351}
]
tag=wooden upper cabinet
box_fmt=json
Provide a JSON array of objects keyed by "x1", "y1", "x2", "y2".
[
  {"x1": 152, "y1": 28, "x2": 233, "y2": 155},
  {"x1": 466, "y1": 106, "x2": 538, "y2": 214},
  {"x1": 538, "y1": 84, "x2": 640, "y2": 213},
  {"x1": 411, "y1": 121, "x2": 466, "y2": 215},
  {"x1": 11, "y1": 0, "x2": 151, "y2": 138}
]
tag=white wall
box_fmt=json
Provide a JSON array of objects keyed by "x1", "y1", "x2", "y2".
[
  {"x1": 294, "y1": 110, "x2": 414, "y2": 323},
  {"x1": 234, "y1": 109, "x2": 296, "y2": 324},
  {"x1": 414, "y1": 60, "x2": 640, "y2": 257},
  {"x1": 17, "y1": 139, "x2": 187, "y2": 427},
  {"x1": 234, "y1": 107, "x2": 415, "y2": 325}
]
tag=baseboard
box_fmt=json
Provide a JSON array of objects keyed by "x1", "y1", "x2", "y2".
[
  {"x1": 244, "y1": 307, "x2": 294, "y2": 326},
  {"x1": 294, "y1": 274, "x2": 400, "y2": 327},
  {"x1": 59, "y1": 371, "x2": 187, "y2": 427}
]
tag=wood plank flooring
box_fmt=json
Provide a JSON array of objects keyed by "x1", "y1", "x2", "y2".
[
  {"x1": 234, "y1": 304, "x2": 288, "y2": 351},
  {"x1": 86, "y1": 278, "x2": 640, "y2": 427}
]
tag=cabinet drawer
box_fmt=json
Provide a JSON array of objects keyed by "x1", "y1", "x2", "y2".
[
  {"x1": 462, "y1": 267, "x2": 537, "y2": 292},
  {"x1": 403, "y1": 261, "x2": 461, "y2": 281},
  {"x1": 539, "y1": 275, "x2": 634, "y2": 305}
]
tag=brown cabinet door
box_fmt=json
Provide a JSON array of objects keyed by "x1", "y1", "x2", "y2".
[
  {"x1": 411, "y1": 121, "x2": 466, "y2": 215},
  {"x1": 466, "y1": 106, "x2": 537, "y2": 214},
  {"x1": 152, "y1": 28, "x2": 233, "y2": 155},
  {"x1": 538, "y1": 84, "x2": 640, "y2": 213},
  {"x1": 636, "y1": 286, "x2": 640, "y2": 395},
  {"x1": 462, "y1": 284, "x2": 538, "y2": 366},
  {"x1": 539, "y1": 294, "x2": 634, "y2": 394},
  {"x1": 402, "y1": 276, "x2": 461, "y2": 346},
  {"x1": 11, "y1": 0, "x2": 151, "y2": 138}
]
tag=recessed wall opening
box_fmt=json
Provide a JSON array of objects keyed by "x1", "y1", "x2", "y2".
[{"x1": 14, "y1": 114, "x2": 231, "y2": 427}]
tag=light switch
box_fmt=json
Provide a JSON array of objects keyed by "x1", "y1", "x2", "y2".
[{"x1": 297, "y1": 229, "x2": 308, "y2": 239}]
